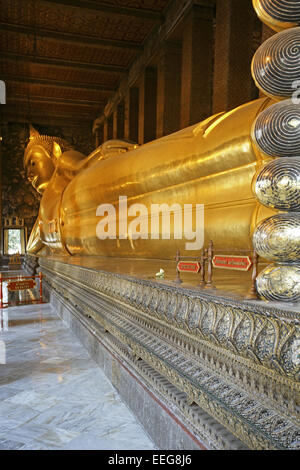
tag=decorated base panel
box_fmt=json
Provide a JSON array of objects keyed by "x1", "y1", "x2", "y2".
[{"x1": 33, "y1": 255, "x2": 300, "y2": 451}]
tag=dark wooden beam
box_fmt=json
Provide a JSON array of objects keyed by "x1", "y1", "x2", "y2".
[
  {"x1": 10, "y1": 94, "x2": 105, "y2": 109},
  {"x1": 2, "y1": 103, "x2": 96, "y2": 116},
  {"x1": 0, "y1": 111, "x2": 94, "y2": 127},
  {"x1": 194, "y1": 0, "x2": 216, "y2": 5},
  {"x1": 0, "y1": 23, "x2": 143, "y2": 51},
  {"x1": 1, "y1": 52, "x2": 127, "y2": 75},
  {"x1": 43, "y1": 0, "x2": 164, "y2": 21},
  {"x1": 0, "y1": 108, "x2": 95, "y2": 122},
  {"x1": 2, "y1": 75, "x2": 115, "y2": 94}
]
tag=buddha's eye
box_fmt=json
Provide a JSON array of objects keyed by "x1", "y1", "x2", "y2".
[{"x1": 31, "y1": 161, "x2": 35, "y2": 166}]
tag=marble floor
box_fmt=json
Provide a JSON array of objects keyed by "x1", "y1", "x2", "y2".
[{"x1": 0, "y1": 302, "x2": 156, "y2": 450}]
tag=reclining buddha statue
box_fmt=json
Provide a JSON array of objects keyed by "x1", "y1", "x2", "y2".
[
  {"x1": 24, "y1": 97, "x2": 276, "y2": 260},
  {"x1": 24, "y1": 0, "x2": 300, "y2": 303}
]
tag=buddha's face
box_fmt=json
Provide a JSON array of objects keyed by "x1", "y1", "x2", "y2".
[{"x1": 25, "y1": 146, "x2": 55, "y2": 194}]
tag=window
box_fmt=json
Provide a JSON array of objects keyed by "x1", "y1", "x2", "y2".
[{"x1": 3, "y1": 229, "x2": 26, "y2": 255}]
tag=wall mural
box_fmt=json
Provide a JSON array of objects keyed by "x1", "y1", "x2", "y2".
[{"x1": 1, "y1": 122, "x2": 94, "y2": 238}]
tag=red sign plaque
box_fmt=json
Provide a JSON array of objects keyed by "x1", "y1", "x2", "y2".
[
  {"x1": 212, "y1": 255, "x2": 252, "y2": 271},
  {"x1": 8, "y1": 280, "x2": 36, "y2": 291},
  {"x1": 177, "y1": 261, "x2": 200, "y2": 273}
]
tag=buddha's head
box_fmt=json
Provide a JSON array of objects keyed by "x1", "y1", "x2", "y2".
[{"x1": 24, "y1": 125, "x2": 72, "y2": 194}]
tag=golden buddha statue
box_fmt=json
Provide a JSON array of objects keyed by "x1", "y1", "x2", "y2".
[
  {"x1": 24, "y1": 0, "x2": 300, "y2": 303},
  {"x1": 25, "y1": 98, "x2": 276, "y2": 260}
]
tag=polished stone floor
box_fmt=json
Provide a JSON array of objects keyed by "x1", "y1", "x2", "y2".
[{"x1": 0, "y1": 302, "x2": 156, "y2": 450}]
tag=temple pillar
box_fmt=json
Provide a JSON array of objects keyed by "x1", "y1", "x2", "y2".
[
  {"x1": 113, "y1": 110, "x2": 118, "y2": 139},
  {"x1": 180, "y1": 5, "x2": 214, "y2": 128},
  {"x1": 124, "y1": 93, "x2": 130, "y2": 141},
  {"x1": 112, "y1": 103, "x2": 125, "y2": 140},
  {"x1": 156, "y1": 41, "x2": 182, "y2": 138},
  {"x1": 261, "y1": 23, "x2": 275, "y2": 43},
  {"x1": 103, "y1": 119, "x2": 108, "y2": 142},
  {"x1": 124, "y1": 87, "x2": 139, "y2": 143},
  {"x1": 138, "y1": 67, "x2": 157, "y2": 144},
  {"x1": 213, "y1": 0, "x2": 260, "y2": 114},
  {"x1": 95, "y1": 124, "x2": 103, "y2": 147},
  {"x1": 116, "y1": 101, "x2": 125, "y2": 140},
  {"x1": 95, "y1": 130, "x2": 99, "y2": 148},
  {"x1": 107, "y1": 115, "x2": 113, "y2": 140}
]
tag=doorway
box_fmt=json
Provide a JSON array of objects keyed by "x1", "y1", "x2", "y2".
[{"x1": 3, "y1": 228, "x2": 26, "y2": 255}]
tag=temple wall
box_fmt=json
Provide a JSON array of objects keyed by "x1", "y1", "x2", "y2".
[
  {"x1": 0, "y1": 122, "x2": 93, "y2": 254},
  {"x1": 1, "y1": 123, "x2": 40, "y2": 237}
]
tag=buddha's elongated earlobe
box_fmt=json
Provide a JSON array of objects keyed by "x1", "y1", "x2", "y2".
[{"x1": 52, "y1": 141, "x2": 62, "y2": 160}]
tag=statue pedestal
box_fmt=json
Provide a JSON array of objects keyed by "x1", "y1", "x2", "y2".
[{"x1": 38, "y1": 255, "x2": 300, "y2": 450}]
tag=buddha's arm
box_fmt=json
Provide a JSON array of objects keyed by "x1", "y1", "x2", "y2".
[
  {"x1": 56, "y1": 140, "x2": 139, "y2": 181},
  {"x1": 26, "y1": 218, "x2": 44, "y2": 254},
  {"x1": 74, "y1": 147, "x2": 102, "y2": 172},
  {"x1": 63, "y1": 140, "x2": 139, "y2": 175}
]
